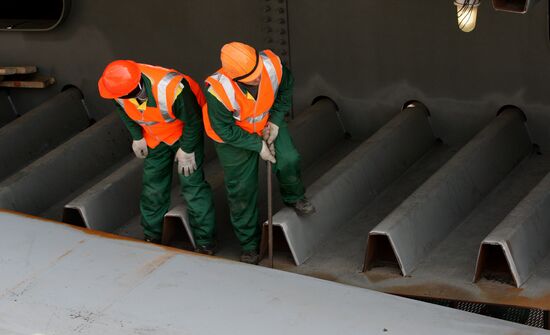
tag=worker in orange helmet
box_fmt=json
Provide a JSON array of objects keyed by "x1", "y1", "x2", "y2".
[
  {"x1": 98, "y1": 60, "x2": 216, "y2": 254},
  {"x1": 203, "y1": 42, "x2": 315, "y2": 264}
]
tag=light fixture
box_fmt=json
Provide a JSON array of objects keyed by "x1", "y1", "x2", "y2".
[{"x1": 454, "y1": 0, "x2": 481, "y2": 32}]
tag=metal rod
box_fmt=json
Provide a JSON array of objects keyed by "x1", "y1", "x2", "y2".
[
  {"x1": 268, "y1": 161, "x2": 273, "y2": 268},
  {"x1": 6, "y1": 90, "x2": 18, "y2": 116}
]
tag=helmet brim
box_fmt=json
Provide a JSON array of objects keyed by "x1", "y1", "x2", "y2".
[{"x1": 237, "y1": 59, "x2": 264, "y2": 84}]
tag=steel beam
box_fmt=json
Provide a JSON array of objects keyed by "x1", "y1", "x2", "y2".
[
  {"x1": 365, "y1": 107, "x2": 532, "y2": 276},
  {"x1": 0, "y1": 113, "x2": 130, "y2": 216},
  {"x1": 0, "y1": 87, "x2": 90, "y2": 182},
  {"x1": 62, "y1": 140, "x2": 215, "y2": 232},
  {"x1": 474, "y1": 169, "x2": 550, "y2": 287},
  {"x1": 62, "y1": 156, "x2": 142, "y2": 230},
  {"x1": 268, "y1": 104, "x2": 436, "y2": 265},
  {"x1": 163, "y1": 97, "x2": 347, "y2": 248}
]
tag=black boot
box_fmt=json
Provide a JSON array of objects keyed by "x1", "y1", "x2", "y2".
[
  {"x1": 144, "y1": 236, "x2": 162, "y2": 244},
  {"x1": 195, "y1": 243, "x2": 217, "y2": 256},
  {"x1": 286, "y1": 197, "x2": 316, "y2": 216},
  {"x1": 240, "y1": 250, "x2": 260, "y2": 265}
]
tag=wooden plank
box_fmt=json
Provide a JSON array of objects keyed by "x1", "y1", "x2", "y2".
[
  {"x1": 0, "y1": 66, "x2": 37, "y2": 75},
  {"x1": 0, "y1": 75, "x2": 55, "y2": 89},
  {"x1": 0, "y1": 68, "x2": 17, "y2": 75}
]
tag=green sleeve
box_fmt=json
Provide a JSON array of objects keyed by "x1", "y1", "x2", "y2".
[
  {"x1": 268, "y1": 65, "x2": 294, "y2": 127},
  {"x1": 206, "y1": 90, "x2": 263, "y2": 152},
  {"x1": 172, "y1": 78, "x2": 202, "y2": 153},
  {"x1": 114, "y1": 102, "x2": 143, "y2": 141}
]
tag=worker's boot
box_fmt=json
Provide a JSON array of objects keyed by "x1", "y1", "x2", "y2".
[
  {"x1": 240, "y1": 250, "x2": 260, "y2": 265},
  {"x1": 144, "y1": 236, "x2": 162, "y2": 244},
  {"x1": 195, "y1": 243, "x2": 217, "y2": 256},
  {"x1": 286, "y1": 197, "x2": 316, "y2": 216}
]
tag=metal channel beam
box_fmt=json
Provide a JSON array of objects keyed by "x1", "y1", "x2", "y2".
[
  {"x1": 365, "y1": 107, "x2": 532, "y2": 276},
  {"x1": 0, "y1": 211, "x2": 544, "y2": 335},
  {"x1": 0, "y1": 87, "x2": 89, "y2": 182},
  {"x1": 62, "y1": 139, "x2": 216, "y2": 231},
  {"x1": 474, "y1": 170, "x2": 550, "y2": 287},
  {"x1": 162, "y1": 97, "x2": 346, "y2": 248},
  {"x1": 0, "y1": 113, "x2": 130, "y2": 216},
  {"x1": 62, "y1": 157, "x2": 142, "y2": 230},
  {"x1": 268, "y1": 105, "x2": 436, "y2": 266}
]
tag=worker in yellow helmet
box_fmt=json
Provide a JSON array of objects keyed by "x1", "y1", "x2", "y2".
[{"x1": 202, "y1": 42, "x2": 315, "y2": 264}]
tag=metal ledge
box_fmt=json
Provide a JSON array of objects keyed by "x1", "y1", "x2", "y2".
[
  {"x1": 365, "y1": 107, "x2": 533, "y2": 276},
  {"x1": 475, "y1": 170, "x2": 550, "y2": 287},
  {"x1": 0, "y1": 113, "x2": 130, "y2": 216},
  {"x1": 0, "y1": 87, "x2": 89, "y2": 182},
  {"x1": 0, "y1": 210, "x2": 543, "y2": 335},
  {"x1": 267, "y1": 104, "x2": 436, "y2": 265}
]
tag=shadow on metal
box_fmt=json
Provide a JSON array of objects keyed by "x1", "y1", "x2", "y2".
[
  {"x1": 365, "y1": 106, "x2": 532, "y2": 276},
  {"x1": 474, "y1": 169, "x2": 550, "y2": 287},
  {"x1": 263, "y1": 102, "x2": 436, "y2": 265},
  {"x1": 0, "y1": 87, "x2": 89, "y2": 182}
]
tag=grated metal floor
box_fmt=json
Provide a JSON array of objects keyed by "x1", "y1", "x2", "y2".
[{"x1": 414, "y1": 297, "x2": 547, "y2": 329}]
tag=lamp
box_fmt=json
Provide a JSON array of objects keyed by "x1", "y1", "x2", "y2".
[{"x1": 454, "y1": 0, "x2": 481, "y2": 32}]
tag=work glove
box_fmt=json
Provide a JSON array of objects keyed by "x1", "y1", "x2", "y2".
[
  {"x1": 263, "y1": 122, "x2": 280, "y2": 145},
  {"x1": 132, "y1": 138, "x2": 148, "y2": 159},
  {"x1": 260, "y1": 141, "x2": 276, "y2": 164},
  {"x1": 175, "y1": 148, "x2": 197, "y2": 176}
]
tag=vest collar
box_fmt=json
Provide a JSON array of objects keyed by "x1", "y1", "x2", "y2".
[{"x1": 139, "y1": 74, "x2": 157, "y2": 108}]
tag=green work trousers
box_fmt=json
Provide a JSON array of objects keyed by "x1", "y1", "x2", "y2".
[
  {"x1": 214, "y1": 122, "x2": 305, "y2": 251},
  {"x1": 140, "y1": 137, "x2": 216, "y2": 247}
]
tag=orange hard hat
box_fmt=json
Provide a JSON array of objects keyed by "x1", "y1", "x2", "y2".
[
  {"x1": 220, "y1": 42, "x2": 263, "y2": 83},
  {"x1": 98, "y1": 60, "x2": 141, "y2": 99}
]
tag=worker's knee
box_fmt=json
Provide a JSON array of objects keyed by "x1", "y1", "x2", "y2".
[{"x1": 277, "y1": 149, "x2": 300, "y2": 172}]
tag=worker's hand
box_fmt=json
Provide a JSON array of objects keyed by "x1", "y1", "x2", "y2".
[
  {"x1": 132, "y1": 138, "x2": 148, "y2": 159},
  {"x1": 175, "y1": 148, "x2": 197, "y2": 176},
  {"x1": 262, "y1": 122, "x2": 279, "y2": 145},
  {"x1": 260, "y1": 141, "x2": 276, "y2": 164}
]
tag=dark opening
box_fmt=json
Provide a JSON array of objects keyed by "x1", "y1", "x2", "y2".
[
  {"x1": 259, "y1": 225, "x2": 293, "y2": 265},
  {"x1": 61, "y1": 207, "x2": 87, "y2": 228},
  {"x1": 161, "y1": 217, "x2": 194, "y2": 250},
  {"x1": 0, "y1": 0, "x2": 70, "y2": 31},
  {"x1": 363, "y1": 234, "x2": 401, "y2": 274},
  {"x1": 492, "y1": 0, "x2": 529, "y2": 13},
  {"x1": 475, "y1": 244, "x2": 516, "y2": 286}
]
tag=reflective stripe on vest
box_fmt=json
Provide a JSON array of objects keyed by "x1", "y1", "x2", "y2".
[
  {"x1": 157, "y1": 72, "x2": 180, "y2": 123},
  {"x1": 260, "y1": 51, "x2": 280, "y2": 95},
  {"x1": 115, "y1": 98, "x2": 159, "y2": 126},
  {"x1": 246, "y1": 110, "x2": 269, "y2": 124},
  {"x1": 210, "y1": 72, "x2": 241, "y2": 120}
]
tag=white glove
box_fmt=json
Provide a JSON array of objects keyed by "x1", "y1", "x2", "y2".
[
  {"x1": 260, "y1": 141, "x2": 276, "y2": 164},
  {"x1": 263, "y1": 122, "x2": 280, "y2": 145},
  {"x1": 132, "y1": 138, "x2": 148, "y2": 159},
  {"x1": 175, "y1": 148, "x2": 197, "y2": 176}
]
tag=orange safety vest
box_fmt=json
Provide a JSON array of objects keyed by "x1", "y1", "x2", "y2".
[
  {"x1": 203, "y1": 50, "x2": 283, "y2": 143},
  {"x1": 115, "y1": 64, "x2": 206, "y2": 149}
]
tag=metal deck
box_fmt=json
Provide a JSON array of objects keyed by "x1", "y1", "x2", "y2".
[
  {"x1": 1, "y1": 91, "x2": 550, "y2": 328},
  {"x1": 0, "y1": 210, "x2": 546, "y2": 335}
]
